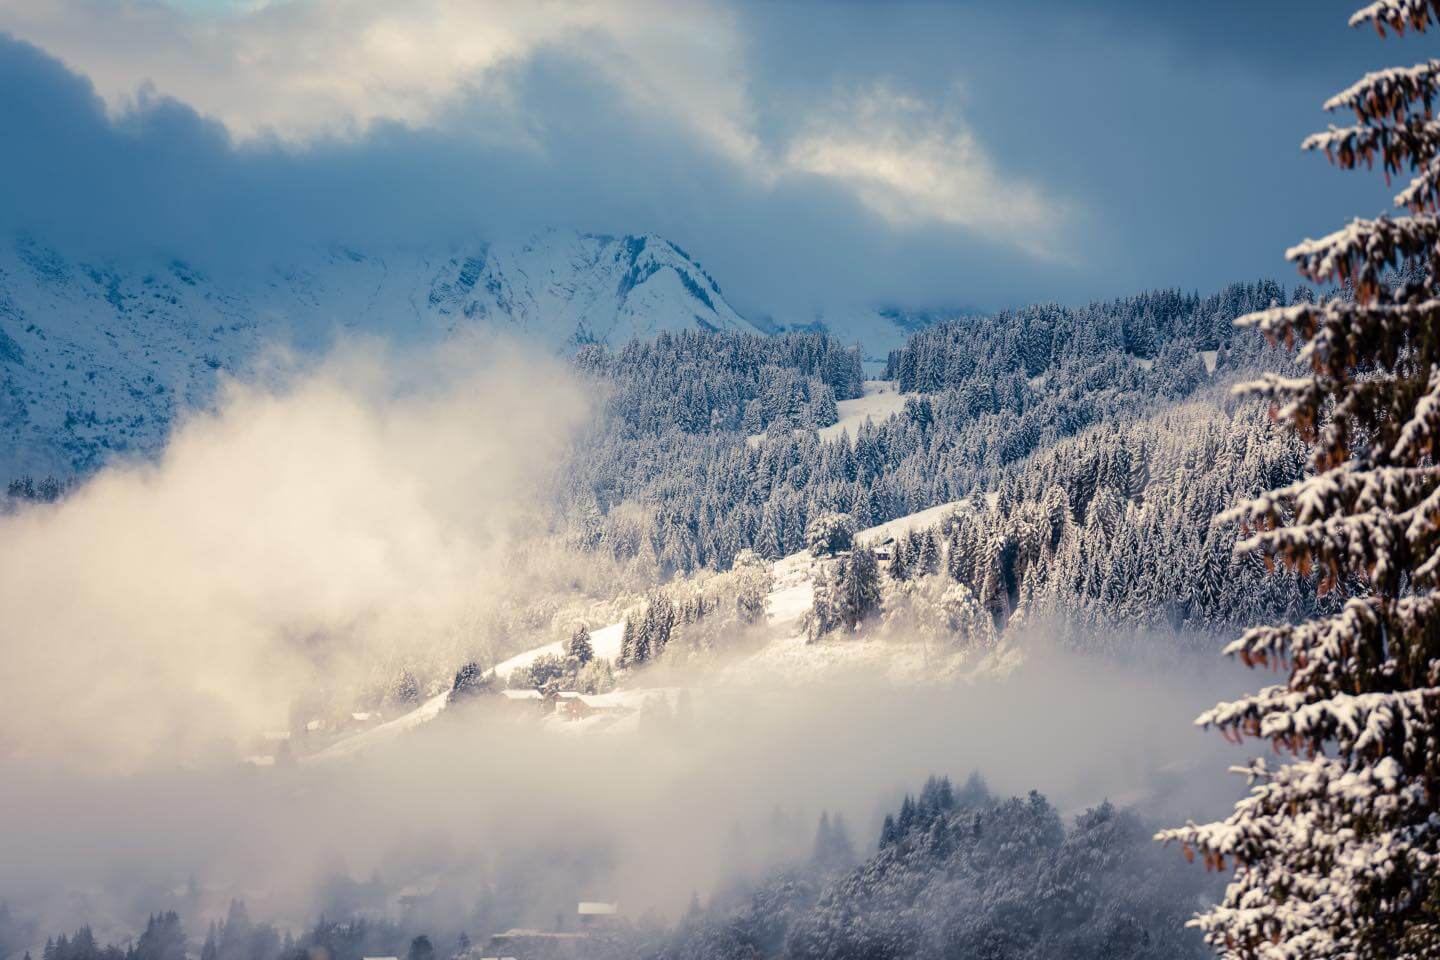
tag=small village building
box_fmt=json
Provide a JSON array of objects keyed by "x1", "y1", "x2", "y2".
[
  {"x1": 553, "y1": 694, "x2": 595, "y2": 721},
  {"x1": 577, "y1": 902, "x2": 618, "y2": 925}
]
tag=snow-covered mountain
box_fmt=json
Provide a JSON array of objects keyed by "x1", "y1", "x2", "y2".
[
  {"x1": 0, "y1": 230, "x2": 770, "y2": 478},
  {"x1": 0, "y1": 228, "x2": 935, "y2": 479}
]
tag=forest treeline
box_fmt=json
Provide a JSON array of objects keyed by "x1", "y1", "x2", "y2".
[
  {"x1": 560, "y1": 282, "x2": 1301, "y2": 579},
  {"x1": 8, "y1": 775, "x2": 1211, "y2": 960}
]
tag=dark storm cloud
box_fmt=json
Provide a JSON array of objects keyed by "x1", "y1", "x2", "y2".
[{"x1": 0, "y1": 0, "x2": 1417, "y2": 318}]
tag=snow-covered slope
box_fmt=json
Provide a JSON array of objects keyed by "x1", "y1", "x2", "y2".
[
  {"x1": 0, "y1": 230, "x2": 764, "y2": 478},
  {"x1": 748, "y1": 380, "x2": 918, "y2": 448},
  {"x1": 817, "y1": 380, "x2": 915, "y2": 443},
  {"x1": 305, "y1": 500, "x2": 1010, "y2": 761}
]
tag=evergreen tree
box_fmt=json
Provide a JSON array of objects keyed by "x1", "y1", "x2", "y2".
[
  {"x1": 811, "y1": 811, "x2": 857, "y2": 872},
  {"x1": 1160, "y1": 6, "x2": 1440, "y2": 955},
  {"x1": 449, "y1": 660, "x2": 490, "y2": 701},
  {"x1": 133, "y1": 913, "x2": 186, "y2": 960},
  {"x1": 805, "y1": 511, "x2": 857, "y2": 557},
  {"x1": 837, "y1": 546, "x2": 882, "y2": 630},
  {"x1": 914, "y1": 530, "x2": 939, "y2": 576},
  {"x1": 888, "y1": 538, "x2": 911, "y2": 581},
  {"x1": 563, "y1": 624, "x2": 594, "y2": 665},
  {"x1": 879, "y1": 813, "x2": 898, "y2": 849},
  {"x1": 386, "y1": 669, "x2": 420, "y2": 708},
  {"x1": 812, "y1": 811, "x2": 833, "y2": 866},
  {"x1": 618, "y1": 617, "x2": 638, "y2": 669}
]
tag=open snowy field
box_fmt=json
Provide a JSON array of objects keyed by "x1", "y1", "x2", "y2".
[
  {"x1": 748, "y1": 379, "x2": 916, "y2": 447},
  {"x1": 817, "y1": 380, "x2": 916, "y2": 442}
]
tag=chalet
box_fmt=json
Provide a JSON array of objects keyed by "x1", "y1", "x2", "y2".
[
  {"x1": 577, "y1": 902, "x2": 618, "y2": 926},
  {"x1": 872, "y1": 536, "x2": 896, "y2": 561},
  {"x1": 553, "y1": 693, "x2": 595, "y2": 721}
]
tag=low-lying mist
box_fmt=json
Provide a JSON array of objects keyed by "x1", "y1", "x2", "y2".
[
  {"x1": 0, "y1": 644, "x2": 1249, "y2": 949},
  {"x1": 0, "y1": 334, "x2": 1250, "y2": 953},
  {"x1": 0, "y1": 334, "x2": 588, "y2": 775}
]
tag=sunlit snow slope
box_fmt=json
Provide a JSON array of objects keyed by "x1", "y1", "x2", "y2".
[{"x1": 307, "y1": 500, "x2": 1001, "y2": 761}]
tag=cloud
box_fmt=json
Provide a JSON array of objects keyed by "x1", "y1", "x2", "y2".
[
  {"x1": 0, "y1": 0, "x2": 573, "y2": 141},
  {"x1": 0, "y1": 0, "x2": 1404, "y2": 323},
  {"x1": 0, "y1": 633, "x2": 1248, "y2": 938},
  {"x1": 786, "y1": 84, "x2": 1065, "y2": 259},
  {"x1": 0, "y1": 0, "x2": 761, "y2": 157},
  {"x1": 0, "y1": 334, "x2": 589, "y2": 773},
  {"x1": 0, "y1": 0, "x2": 1078, "y2": 290}
]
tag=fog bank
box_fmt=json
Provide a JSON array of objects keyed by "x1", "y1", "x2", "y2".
[{"x1": 0, "y1": 335, "x2": 588, "y2": 774}]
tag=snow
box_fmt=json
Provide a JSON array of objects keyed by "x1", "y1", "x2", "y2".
[
  {"x1": 1200, "y1": 349, "x2": 1219, "y2": 374},
  {"x1": 0, "y1": 231, "x2": 766, "y2": 478},
  {"x1": 0, "y1": 231, "x2": 939, "y2": 478},
  {"x1": 762, "y1": 502, "x2": 964, "y2": 630},
  {"x1": 749, "y1": 380, "x2": 915, "y2": 447},
  {"x1": 785, "y1": 306, "x2": 937, "y2": 362},
  {"x1": 488, "y1": 620, "x2": 626, "y2": 682},
  {"x1": 765, "y1": 580, "x2": 815, "y2": 627},
  {"x1": 300, "y1": 500, "x2": 1001, "y2": 759},
  {"x1": 305, "y1": 691, "x2": 449, "y2": 763},
  {"x1": 817, "y1": 380, "x2": 914, "y2": 443}
]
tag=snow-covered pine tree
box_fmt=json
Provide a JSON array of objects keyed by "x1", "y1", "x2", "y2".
[
  {"x1": 889, "y1": 537, "x2": 911, "y2": 581},
  {"x1": 564, "y1": 624, "x2": 594, "y2": 665},
  {"x1": 617, "y1": 617, "x2": 638, "y2": 669},
  {"x1": 914, "y1": 529, "x2": 940, "y2": 576},
  {"x1": 386, "y1": 668, "x2": 420, "y2": 707},
  {"x1": 1159, "y1": 4, "x2": 1440, "y2": 955},
  {"x1": 838, "y1": 546, "x2": 882, "y2": 629},
  {"x1": 806, "y1": 510, "x2": 857, "y2": 557}
]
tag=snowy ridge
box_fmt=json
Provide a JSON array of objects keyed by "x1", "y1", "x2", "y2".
[
  {"x1": 0, "y1": 229, "x2": 945, "y2": 479},
  {"x1": 0, "y1": 230, "x2": 763, "y2": 478}
]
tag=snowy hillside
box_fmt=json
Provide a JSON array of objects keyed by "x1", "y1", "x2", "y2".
[
  {"x1": 0, "y1": 230, "x2": 766, "y2": 478},
  {"x1": 746, "y1": 380, "x2": 917, "y2": 447},
  {"x1": 304, "y1": 500, "x2": 1009, "y2": 762}
]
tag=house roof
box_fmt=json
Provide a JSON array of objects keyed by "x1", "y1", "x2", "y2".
[{"x1": 578, "y1": 901, "x2": 619, "y2": 915}]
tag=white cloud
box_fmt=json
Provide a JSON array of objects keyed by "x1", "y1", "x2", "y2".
[
  {"x1": 0, "y1": 0, "x2": 1072, "y2": 259},
  {"x1": 0, "y1": 0, "x2": 753, "y2": 147},
  {"x1": 785, "y1": 85, "x2": 1066, "y2": 258},
  {"x1": 0, "y1": 335, "x2": 588, "y2": 773}
]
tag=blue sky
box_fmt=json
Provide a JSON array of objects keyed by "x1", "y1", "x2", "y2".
[{"x1": 0, "y1": 0, "x2": 1417, "y2": 316}]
